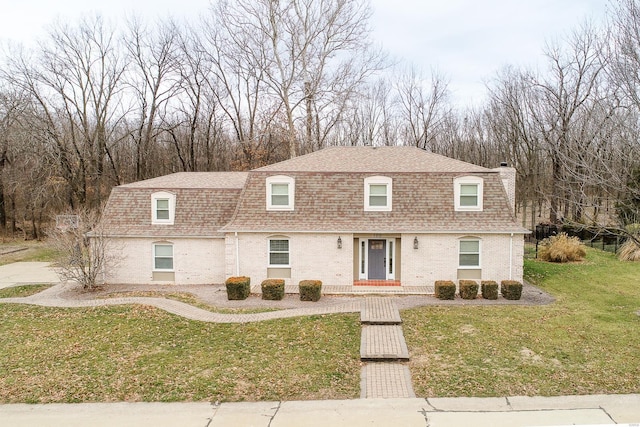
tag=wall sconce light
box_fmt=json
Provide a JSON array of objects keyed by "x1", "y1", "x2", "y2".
[
  {"x1": 413, "y1": 237, "x2": 419, "y2": 249},
  {"x1": 337, "y1": 236, "x2": 342, "y2": 249}
]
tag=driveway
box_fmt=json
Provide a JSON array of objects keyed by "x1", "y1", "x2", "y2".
[{"x1": 0, "y1": 262, "x2": 60, "y2": 289}]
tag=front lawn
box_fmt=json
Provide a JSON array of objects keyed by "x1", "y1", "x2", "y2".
[
  {"x1": 0, "y1": 305, "x2": 360, "y2": 403},
  {"x1": 403, "y1": 248, "x2": 640, "y2": 397}
]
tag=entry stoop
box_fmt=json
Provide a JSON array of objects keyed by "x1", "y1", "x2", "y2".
[{"x1": 360, "y1": 297, "x2": 402, "y2": 325}]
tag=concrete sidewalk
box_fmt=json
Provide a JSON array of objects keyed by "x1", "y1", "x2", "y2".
[{"x1": 1, "y1": 395, "x2": 638, "y2": 427}]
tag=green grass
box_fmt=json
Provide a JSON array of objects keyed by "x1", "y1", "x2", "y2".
[
  {"x1": 0, "y1": 240, "x2": 59, "y2": 265},
  {"x1": 0, "y1": 284, "x2": 53, "y2": 298},
  {"x1": 403, "y1": 248, "x2": 640, "y2": 397},
  {"x1": 0, "y1": 305, "x2": 360, "y2": 403}
]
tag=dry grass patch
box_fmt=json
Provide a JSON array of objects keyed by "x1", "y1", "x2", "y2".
[
  {"x1": 101, "y1": 291, "x2": 277, "y2": 314},
  {"x1": 538, "y1": 232, "x2": 586, "y2": 263}
]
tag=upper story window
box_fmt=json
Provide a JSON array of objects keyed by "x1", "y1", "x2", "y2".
[
  {"x1": 459, "y1": 238, "x2": 481, "y2": 268},
  {"x1": 266, "y1": 175, "x2": 295, "y2": 211},
  {"x1": 364, "y1": 176, "x2": 392, "y2": 212},
  {"x1": 151, "y1": 191, "x2": 176, "y2": 224},
  {"x1": 454, "y1": 176, "x2": 483, "y2": 211}
]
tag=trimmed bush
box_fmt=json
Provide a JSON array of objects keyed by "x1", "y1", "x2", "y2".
[
  {"x1": 299, "y1": 280, "x2": 322, "y2": 302},
  {"x1": 261, "y1": 279, "x2": 285, "y2": 300},
  {"x1": 538, "y1": 232, "x2": 586, "y2": 263},
  {"x1": 459, "y1": 280, "x2": 478, "y2": 299},
  {"x1": 434, "y1": 280, "x2": 456, "y2": 300},
  {"x1": 481, "y1": 280, "x2": 499, "y2": 300},
  {"x1": 501, "y1": 280, "x2": 523, "y2": 300},
  {"x1": 225, "y1": 276, "x2": 250, "y2": 300}
]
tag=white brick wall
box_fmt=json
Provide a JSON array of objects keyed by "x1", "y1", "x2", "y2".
[
  {"x1": 227, "y1": 232, "x2": 354, "y2": 286},
  {"x1": 105, "y1": 232, "x2": 524, "y2": 287},
  {"x1": 401, "y1": 233, "x2": 524, "y2": 286},
  {"x1": 104, "y1": 237, "x2": 226, "y2": 285}
]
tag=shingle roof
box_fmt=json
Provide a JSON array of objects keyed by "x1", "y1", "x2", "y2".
[
  {"x1": 120, "y1": 172, "x2": 248, "y2": 189},
  {"x1": 100, "y1": 147, "x2": 528, "y2": 237},
  {"x1": 256, "y1": 146, "x2": 490, "y2": 173},
  {"x1": 222, "y1": 171, "x2": 528, "y2": 233},
  {"x1": 100, "y1": 172, "x2": 247, "y2": 237}
]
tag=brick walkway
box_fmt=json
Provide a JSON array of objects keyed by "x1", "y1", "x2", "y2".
[{"x1": 359, "y1": 297, "x2": 415, "y2": 399}]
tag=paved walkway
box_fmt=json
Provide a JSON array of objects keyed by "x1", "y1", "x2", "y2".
[
  {"x1": 2, "y1": 395, "x2": 639, "y2": 426},
  {"x1": 359, "y1": 297, "x2": 414, "y2": 399}
]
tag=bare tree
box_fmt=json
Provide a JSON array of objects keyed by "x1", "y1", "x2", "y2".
[
  {"x1": 49, "y1": 209, "x2": 120, "y2": 290},
  {"x1": 395, "y1": 67, "x2": 450, "y2": 150}
]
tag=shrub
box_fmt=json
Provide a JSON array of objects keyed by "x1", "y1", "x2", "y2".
[
  {"x1": 481, "y1": 280, "x2": 499, "y2": 300},
  {"x1": 618, "y1": 239, "x2": 640, "y2": 261},
  {"x1": 225, "y1": 276, "x2": 250, "y2": 300},
  {"x1": 501, "y1": 280, "x2": 523, "y2": 300},
  {"x1": 299, "y1": 280, "x2": 322, "y2": 302},
  {"x1": 434, "y1": 280, "x2": 456, "y2": 300},
  {"x1": 459, "y1": 280, "x2": 478, "y2": 299},
  {"x1": 261, "y1": 279, "x2": 285, "y2": 300},
  {"x1": 538, "y1": 232, "x2": 586, "y2": 263}
]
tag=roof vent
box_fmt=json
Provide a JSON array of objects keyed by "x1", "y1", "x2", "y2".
[{"x1": 500, "y1": 161, "x2": 508, "y2": 167}]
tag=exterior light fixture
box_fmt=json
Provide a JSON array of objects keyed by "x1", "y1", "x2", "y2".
[
  {"x1": 337, "y1": 236, "x2": 342, "y2": 249},
  {"x1": 413, "y1": 237, "x2": 419, "y2": 249}
]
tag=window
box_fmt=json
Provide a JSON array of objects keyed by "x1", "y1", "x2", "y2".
[
  {"x1": 364, "y1": 176, "x2": 392, "y2": 211},
  {"x1": 454, "y1": 176, "x2": 483, "y2": 211},
  {"x1": 269, "y1": 239, "x2": 290, "y2": 266},
  {"x1": 154, "y1": 243, "x2": 174, "y2": 270},
  {"x1": 266, "y1": 176, "x2": 295, "y2": 210},
  {"x1": 151, "y1": 191, "x2": 176, "y2": 224},
  {"x1": 459, "y1": 239, "x2": 480, "y2": 268},
  {"x1": 156, "y1": 199, "x2": 170, "y2": 220}
]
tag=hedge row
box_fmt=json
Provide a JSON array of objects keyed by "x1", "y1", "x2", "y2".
[
  {"x1": 224, "y1": 277, "x2": 322, "y2": 301},
  {"x1": 434, "y1": 280, "x2": 522, "y2": 301}
]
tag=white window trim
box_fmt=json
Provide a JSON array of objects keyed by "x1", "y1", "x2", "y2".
[
  {"x1": 458, "y1": 238, "x2": 481, "y2": 269},
  {"x1": 153, "y1": 242, "x2": 174, "y2": 272},
  {"x1": 364, "y1": 176, "x2": 392, "y2": 212},
  {"x1": 267, "y1": 237, "x2": 291, "y2": 268},
  {"x1": 151, "y1": 191, "x2": 176, "y2": 224},
  {"x1": 266, "y1": 175, "x2": 295, "y2": 211},
  {"x1": 454, "y1": 176, "x2": 483, "y2": 211}
]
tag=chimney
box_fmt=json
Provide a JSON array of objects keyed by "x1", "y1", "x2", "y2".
[{"x1": 494, "y1": 163, "x2": 516, "y2": 214}]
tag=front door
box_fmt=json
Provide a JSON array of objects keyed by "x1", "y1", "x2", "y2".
[{"x1": 367, "y1": 239, "x2": 386, "y2": 279}]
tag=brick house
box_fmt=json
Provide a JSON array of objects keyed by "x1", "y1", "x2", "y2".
[{"x1": 98, "y1": 146, "x2": 529, "y2": 289}]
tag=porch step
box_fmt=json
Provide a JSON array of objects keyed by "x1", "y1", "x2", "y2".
[
  {"x1": 360, "y1": 325, "x2": 410, "y2": 361},
  {"x1": 361, "y1": 297, "x2": 402, "y2": 324}
]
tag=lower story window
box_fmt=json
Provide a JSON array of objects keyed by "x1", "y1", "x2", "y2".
[
  {"x1": 459, "y1": 240, "x2": 480, "y2": 268},
  {"x1": 269, "y1": 239, "x2": 289, "y2": 266},
  {"x1": 154, "y1": 243, "x2": 174, "y2": 270}
]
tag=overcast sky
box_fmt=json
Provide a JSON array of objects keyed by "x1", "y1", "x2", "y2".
[{"x1": 0, "y1": 0, "x2": 609, "y2": 108}]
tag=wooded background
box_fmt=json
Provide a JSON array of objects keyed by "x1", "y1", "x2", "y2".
[{"x1": 1, "y1": 0, "x2": 639, "y2": 239}]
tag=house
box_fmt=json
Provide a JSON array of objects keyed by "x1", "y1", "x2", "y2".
[{"x1": 99, "y1": 146, "x2": 529, "y2": 289}]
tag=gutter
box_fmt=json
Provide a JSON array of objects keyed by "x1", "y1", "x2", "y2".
[
  {"x1": 509, "y1": 233, "x2": 514, "y2": 280},
  {"x1": 235, "y1": 231, "x2": 240, "y2": 277}
]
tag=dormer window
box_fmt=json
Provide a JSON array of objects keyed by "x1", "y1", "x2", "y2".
[
  {"x1": 152, "y1": 191, "x2": 176, "y2": 224},
  {"x1": 454, "y1": 176, "x2": 483, "y2": 211},
  {"x1": 266, "y1": 176, "x2": 295, "y2": 211},
  {"x1": 364, "y1": 176, "x2": 392, "y2": 211}
]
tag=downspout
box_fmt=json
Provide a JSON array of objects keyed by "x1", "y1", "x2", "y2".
[
  {"x1": 509, "y1": 233, "x2": 514, "y2": 280},
  {"x1": 235, "y1": 232, "x2": 240, "y2": 276}
]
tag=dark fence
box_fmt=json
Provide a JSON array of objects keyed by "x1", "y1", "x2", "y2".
[{"x1": 530, "y1": 223, "x2": 627, "y2": 255}]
